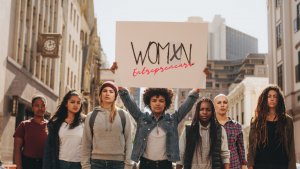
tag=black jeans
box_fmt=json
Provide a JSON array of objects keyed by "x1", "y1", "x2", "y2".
[
  {"x1": 22, "y1": 154, "x2": 43, "y2": 169},
  {"x1": 139, "y1": 156, "x2": 172, "y2": 169},
  {"x1": 254, "y1": 163, "x2": 288, "y2": 169}
]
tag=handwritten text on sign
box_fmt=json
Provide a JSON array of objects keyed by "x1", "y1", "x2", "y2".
[{"x1": 115, "y1": 21, "x2": 208, "y2": 88}]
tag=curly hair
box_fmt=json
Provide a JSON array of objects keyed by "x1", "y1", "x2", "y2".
[
  {"x1": 142, "y1": 88, "x2": 174, "y2": 110},
  {"x1": 184, "y1": 97, "x2": 218, "y2": 163},
  {"x1": 253, "y1": 84, "x2": 286, "y2": 148}
]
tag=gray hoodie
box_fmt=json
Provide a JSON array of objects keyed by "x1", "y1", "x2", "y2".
[{"x1": 81, "y1": 106, "x2": 133, "y2": 169}]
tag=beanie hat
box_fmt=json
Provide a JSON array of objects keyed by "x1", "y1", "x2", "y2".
[{"x1": 99, "y1": 81, "x2": 118, "y2": 100}]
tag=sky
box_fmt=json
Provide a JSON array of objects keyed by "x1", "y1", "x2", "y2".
[{"x1": 94, "y1": 0, "x2": 268, "y2": 67}]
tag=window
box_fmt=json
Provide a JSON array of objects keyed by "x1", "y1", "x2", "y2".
[
  {"x1": 75, "y1": 45, "x2": 77, "y2": 61},
  {"x1": 216, "y1": 84, "x2": 219, "y2": 88},
  {"x1": 70, "y1": 3, "x2": 73, "y2": 21},
  {"x1": 296, "y1": 52, "x2": 300, "y2": 83},
  {"x1": 236, "y1": 103, "x2": 239, "y2": 122},
  {"x1": 72, "y1": 40, "x2": 74, "y2": 57},
  {"x1": 67, "y1": 68, "x2": 69, "y2": 85},
  {"x1": 77, "y1": 15, "x2": 79, "y2": 31},
  {"x1": 207, "y1": 73, "x2": 212, "y2": 79},
  {"x1": 199, "y1": 92, "x2": 202, "y2": 97},
  {"x1": 206, "y1": 82, "x2": 212, "y2": 88},
  {"x1": 80, "y1": 30, "x2": 84, "y2": 44},
  {"x1": 85, "y1": 32, "x2": 87, "y2": 45},
  {"x1": 241, "y1": 99, "x2": 244, "y2": 125},
  {"x1": 74, "y1": 75, "x2": 76, "y2": 89},
  {"x1": 207, "y1": 64, "x2": 211, "y2": 69},
  {"x1": 71, "y1": 71, "x2": 73, "y2": 88},
  {"x1": 205, "y1": 92, "x2": 212, "y2": 98},
  {"x1": 276, "y1": 0, "x2": 281, "y2": 8},
  {"x1": 258, "y1": 68, "x2": 265, "y2": 74},
  {"x1": 277, "y1": 23, "x2": 282, "y2": 48},
  {"x1": 224, "y1": 66, "x2": 229, "y2": 70},
  {"x1": 69, "y1": 35, "x2": 71, "y2": 53},
  {"x1": 74, "y1": 10, "x2": 76, "y2": 26},
  {"x1": 294, "y1": 4, "x2": 300, "y2": 33},
  {"x1": 278, "y1": 64, "x2": 283, "y2": 89},
  {"x1": 215, "y1": 75, "x2": 218, "y2": 78},
  {"x1": 181, "y1": 92, "x2": 185, "y2": 97},
  {"x1": 61, "y1": 0, "x2": 63, "y2": 7}
]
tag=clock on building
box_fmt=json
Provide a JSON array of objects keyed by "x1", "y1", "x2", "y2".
[{"x1": 39, "y1": 33, "x2": 62, "y2": 58}]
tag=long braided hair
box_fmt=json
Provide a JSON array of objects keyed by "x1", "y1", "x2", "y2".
[
  {"x1": 183, "y1": 97, "x2": 218, "y2": 163},
  {"x1": 253, "y1": 85, "x2": 286, "y2": 148}
]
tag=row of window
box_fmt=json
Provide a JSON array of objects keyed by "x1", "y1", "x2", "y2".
[
  {"x1": 70, "y1": 3, "x2": 79, "y2": 32},
  {"x1": 67, "y1": 67, "x2": 77, "y2": 89},
  {"x1": 69, "y1": 35, "x2": 80, "y2": 61},
  {"x1": 229, "y1": 100, "x2": 244, "y2": 125}
]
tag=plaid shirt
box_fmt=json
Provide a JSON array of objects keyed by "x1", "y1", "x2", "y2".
[{"x1": 222, "y1": 117, "x2": 247, "y2": 169}]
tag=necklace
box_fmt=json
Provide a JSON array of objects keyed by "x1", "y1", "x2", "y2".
[
  {"x1": 156, "y1": 123, "x2": 159, "y2": 135},
  {"x1": 268, "y1": 112, "x2": 277, "y2": 115},
  {"x1": 34, "y1": 118, "x2": 45, "y2": 124}
]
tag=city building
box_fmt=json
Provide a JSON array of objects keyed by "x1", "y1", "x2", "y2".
[
  {"x1": 101, "y1": 49, "x2": 110, "y2": 69},
  {"x1": 177, "y1": 53, "x2": 269, "y2": 135},
  {"x1": 80, "y1": 0, "x2": 102, "y2": 114},
  {"x1": 0, "y1": 0, "x2": 68, "y2": 164},
  {"x1": 267, "y1": 0, "x2": 300, "y2": 162},
  {"x1": 188, "y1": 16, "x2": 258, "y2": 60},
  {"x1": 165, "y1": 88, "x2": 179, "y2": 115},
  {"x1": 227, "y1": 77, "x2": 269, "y2": 157},
  {"x1": 59, "y1": 0, "x2": 82, "y2": 98}
]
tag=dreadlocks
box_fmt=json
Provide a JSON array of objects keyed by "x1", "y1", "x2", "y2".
[
  {"x1": 183, "y1": 97, "x2": 218, "y2": 163},
  {"x1": 253, "y1": 85, "x2": 286, "y2": 148}
]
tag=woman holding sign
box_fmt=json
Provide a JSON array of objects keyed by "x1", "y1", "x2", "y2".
[{"x1": 110, "y1": 62, "x2": 209, "y2": 169}]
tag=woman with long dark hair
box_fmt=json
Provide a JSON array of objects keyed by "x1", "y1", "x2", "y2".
[
  {"x1": 110, "y1": 62, "x2": 209, "y2": 169},
  {"x1": 247, "y1": 85, "x2": 296, "y2": 169},
  {"x1": 43, "y1": 90, "x2": 85, "y2": 169},
  {"x1": 176, "y1": 98, "x2": 230, "y2": 169}
]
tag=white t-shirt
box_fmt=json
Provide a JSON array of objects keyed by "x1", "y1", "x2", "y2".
[
  {"x1": 59, "y1": 122, "x2": 84, "y2": 162},
  {"x1": 142, "y1": 125, "x2": 168, "y2": 161}
]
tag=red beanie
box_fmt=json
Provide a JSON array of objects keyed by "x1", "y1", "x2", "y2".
[{"x1": 99, "y1": 81, "x2": 118, "y2": 100}]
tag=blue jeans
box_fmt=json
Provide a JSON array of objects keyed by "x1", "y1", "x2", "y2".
[
  {"x1": 91, "y1": 159, "x2": 125, "y2": 169},
  {"x1": 59, "y1": 160, "x2": 82, "y2": 169},
  {"x1": 254, "y1": 163, "x2": 288, "y2": 169}
]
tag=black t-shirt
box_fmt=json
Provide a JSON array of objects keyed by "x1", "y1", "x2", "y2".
[{"x1": 255, "y1": 121, "x2": 288, "y2": 165}]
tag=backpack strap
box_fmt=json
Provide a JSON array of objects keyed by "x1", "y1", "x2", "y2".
[
  {"x1": 89, "y1": 109, "x2": 126, "y2": 137},
  {"x1": 118, "y1": 109, "x2": 126, "y2": 134},
  {"x1": 89, "y1": 110, "x2": 98, "y2": 137}
]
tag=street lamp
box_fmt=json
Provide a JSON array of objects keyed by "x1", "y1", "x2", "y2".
[{"x1": 12, "y1": 95, "x2": 18, "y2": 116}]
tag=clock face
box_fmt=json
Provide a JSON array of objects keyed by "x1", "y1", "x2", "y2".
[{"x1": 43, "y1": 39, "x2": 56, "y2": 52}]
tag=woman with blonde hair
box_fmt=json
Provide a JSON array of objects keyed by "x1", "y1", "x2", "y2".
[{"x1": 81, "y1": 81, "x2": 133, "y2": 169}]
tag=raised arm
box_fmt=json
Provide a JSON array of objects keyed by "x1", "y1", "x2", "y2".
[
  {"x1": 118, "y1": 88, "x2": 143, "y2": 122},
  {"x1": 172, "y1": 90, "x2": 199, "y2": 123}
]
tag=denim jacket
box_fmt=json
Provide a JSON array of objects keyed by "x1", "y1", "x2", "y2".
[{"x1": 119, "y1": 88, "x2": 199, "y2": 162}]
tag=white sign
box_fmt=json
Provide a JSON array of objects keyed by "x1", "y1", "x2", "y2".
[{"x1": 115, "y1": 21, "x2": 208, "y2": 88}]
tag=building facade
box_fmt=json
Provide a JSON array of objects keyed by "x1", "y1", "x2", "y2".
[
  {"x1": 227, "y1": 77, "x2": 269, "y2": 157},
  {"x1": 267, "y1": 0, "x2": 300, "y2": 162},
  {"x1": 0, "y1": 0, "x2": 67, "y2": 164},
  {"x1": 177, "y1": 53, "x2": 269, "y2": 135},
  {"x1": 80, "y1": 0, "x2": 102, "y2": 114},
  {"x1": 188, "y1": 16, "x2": 258, "y2": 60}
]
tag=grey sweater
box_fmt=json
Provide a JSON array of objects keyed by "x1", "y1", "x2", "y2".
[{"x1": 80, "y1": 106, "x2": 133, "y2": 169}]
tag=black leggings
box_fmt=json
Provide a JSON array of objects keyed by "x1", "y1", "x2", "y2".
[{"x1": 254, "y1": 163, "x2": 288, "y2": 169}]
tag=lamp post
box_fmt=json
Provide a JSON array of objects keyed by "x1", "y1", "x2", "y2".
[{"x1": 12, "y1": 95, "x2": 18, "y2": 116}]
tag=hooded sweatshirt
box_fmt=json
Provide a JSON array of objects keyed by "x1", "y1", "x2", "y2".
[{"x1": 81, "y1": 106, "x2": 133, "y2": 169}]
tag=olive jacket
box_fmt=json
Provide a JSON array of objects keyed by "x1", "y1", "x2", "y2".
[{"x1": 247, "y1": 114, "x2": 296, "y2": 169}]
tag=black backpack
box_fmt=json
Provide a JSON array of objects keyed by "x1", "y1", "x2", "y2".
[{"x1": 89, "y1": 109, "x2": 126, "y2": 137}]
